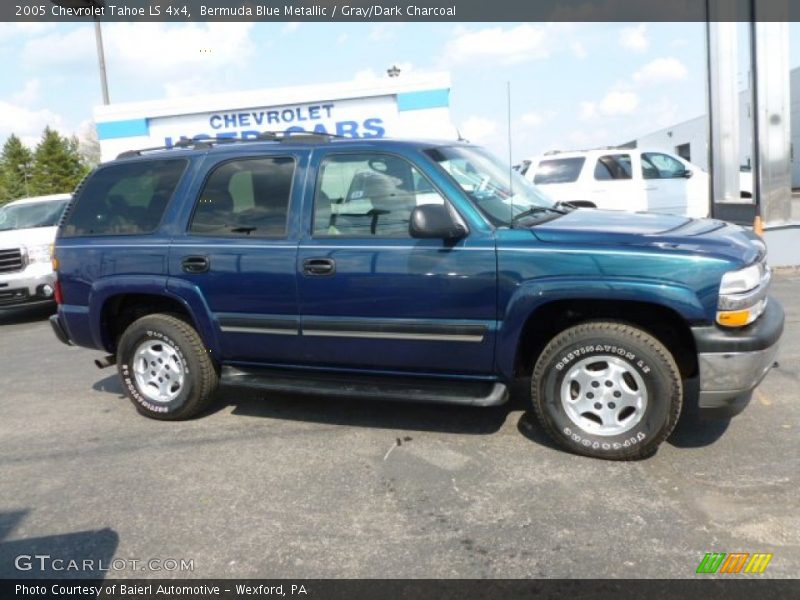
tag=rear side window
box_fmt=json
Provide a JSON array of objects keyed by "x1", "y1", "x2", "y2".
[
  {"x1": 62, "y1": 159, "x2": 187, "y2": 236},
  {"x1": 533, "y1": 157, "x2": 585, "y2": 184},
  {"x1": 189, "y1": 156, "x2": 295, "y2": 237},
  {"x1": 594, "y1": 154, "x2": 633, "y2": 180}
]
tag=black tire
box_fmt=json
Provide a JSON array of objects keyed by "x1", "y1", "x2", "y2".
[
  {"x1": 531, "y1": 321, "x2": 682, "y2": 460},
  {"x1": 116, "y1": 313, "x2": 219, "y2": 420}
]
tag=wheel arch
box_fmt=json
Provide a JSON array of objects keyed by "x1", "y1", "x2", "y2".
[
  {"x1": 501, "y1": 294, "x2": 700, "y2": 383},
  {"x1": 88, "y1": 276, "x2": 220, "y2": 357}
]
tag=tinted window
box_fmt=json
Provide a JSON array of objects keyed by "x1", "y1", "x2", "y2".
[
  {"x1": 314, "y1": 154, "x2": 445, "y2": 237},
  {"x1": 594, "y1": 154, "x2": 633, "y2": 180},
  {"x1": 190, "y1": 157, "x2": 294, "y2": 237},
  {"x1": 642, "y1": 152, "x2": 686, "y2": 179},
  {"x1": 533, "y1": 158, "x2": 585, "y2": 184},
  {"x1": 62, "y1": 160, "x2": 186, "y2": 236}
]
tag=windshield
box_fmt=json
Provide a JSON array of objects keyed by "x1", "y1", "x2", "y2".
[
  {"x1": 425, "y1": 146, "x2": 557, "y2": 227},
  {"x1": 0, "y1": 199, "x2": 69, "y2": 232}
]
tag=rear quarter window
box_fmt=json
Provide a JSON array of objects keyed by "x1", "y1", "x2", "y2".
[
  {"x1": 61, "y1": 159, "x2": 187, "y2": 237},
  {"x1": 533, "y1": 157, "x2": 586, "y2": 184}
]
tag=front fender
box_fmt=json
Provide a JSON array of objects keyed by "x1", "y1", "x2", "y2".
[{"x1": 495, "y1": 277, "x2": 706, "y2": 380}]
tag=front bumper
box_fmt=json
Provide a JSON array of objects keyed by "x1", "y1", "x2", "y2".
[
  {"x1": 0, "y1": 264, "x2": 56, "y2": 307},
  {"x1": 691, "y1": 298, "x2": 784, "y2": 418}
]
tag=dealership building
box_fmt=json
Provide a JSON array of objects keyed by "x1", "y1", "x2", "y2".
[
  {"x1": 629, "y1": 66, "x2": 800, "y2": 188},
  {"x1": 93, "y1": 72, "x2": 456, "y2": 162}
]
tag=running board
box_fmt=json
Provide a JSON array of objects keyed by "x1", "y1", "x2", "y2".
[{"x1": 220, "y1": 366, "x2": 509, "y2": 407}]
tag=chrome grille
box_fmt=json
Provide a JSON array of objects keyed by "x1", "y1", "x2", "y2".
[{"x1": 0, "y1": 248, "x2": 24, "y2": 274}]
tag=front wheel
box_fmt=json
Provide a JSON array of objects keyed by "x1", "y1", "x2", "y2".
[
  {"x1": 531, "y1": 321, "x2": 682, "y2": 460},
  {"x1": 116, "y1": 313, "x2": 219, "y2": 420}
]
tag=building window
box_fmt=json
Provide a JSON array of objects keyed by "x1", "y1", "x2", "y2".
[{"x1": 675, "y1": 143, "x2": 691, "y2": 162}]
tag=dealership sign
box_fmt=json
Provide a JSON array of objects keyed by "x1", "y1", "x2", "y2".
[{"x1": 147, "y1": 96, "x2": 399, "y2": 148}]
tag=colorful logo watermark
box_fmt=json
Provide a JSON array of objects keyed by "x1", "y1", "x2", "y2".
[{"x1": 696, "y1": 552, "x2": 773, "y2": 574}]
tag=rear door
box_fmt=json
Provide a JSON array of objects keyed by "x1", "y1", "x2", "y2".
[
  {"x1": 296, "y1": 150, "x2": 497, "y2": 375},
  {"x1": 588, "y1": 152, "x2": 643, "y2": 211},
  {"x1": 168, "y1": 152, "x2": 304, "y2": 364}
]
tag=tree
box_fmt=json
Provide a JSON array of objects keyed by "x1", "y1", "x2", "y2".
[
  {"x1": 29, "y1": 127, "x2": 89, "y2": 196},
  {"x1": 77, "y1": 120, "x2": 101, "y2": 168},
  {"x1": 0, "y1": 134, "x2": 34, "y2": 204}
]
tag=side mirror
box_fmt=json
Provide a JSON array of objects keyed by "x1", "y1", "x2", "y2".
[
  {"x1": 681, "y1": 169, "x2": 694, "y2": 179},
  {"x1": 409, "y1": 204, "x2": 467, "y2": 240}
]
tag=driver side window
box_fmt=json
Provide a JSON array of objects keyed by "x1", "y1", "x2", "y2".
[
  {"x1": 313, "y1": 153, "x2": 444, "y2": 237},
  {"x1": 641, "y1": 152, "x2": 686, "y2": 179}
]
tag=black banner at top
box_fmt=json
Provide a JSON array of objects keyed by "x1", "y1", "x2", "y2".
[{"x1": 5, "y1": 0, "x2": 799, "y2": 23}]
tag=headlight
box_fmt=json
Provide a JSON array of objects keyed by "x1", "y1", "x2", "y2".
[
  {"x1": 24, "y1": 244, "x2": 53, "y2": 265},
  {"x1": 719, "y1": 263, "x2": 762, "y2": 294},
  {"x1": 716, "y1": 262, "x2": 770, "y2": 327}
]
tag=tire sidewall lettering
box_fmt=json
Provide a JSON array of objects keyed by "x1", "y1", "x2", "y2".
[{"x1": 555, "y1": 344, "x2": 651, "y2": 374}]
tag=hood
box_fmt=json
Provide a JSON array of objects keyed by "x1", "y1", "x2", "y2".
[
  {"x1": 531, "y1": 209, "x2": 760, "y2": 264},
  {"x1": 0, "y1": 226, "x2": 59, "y2": 250}
]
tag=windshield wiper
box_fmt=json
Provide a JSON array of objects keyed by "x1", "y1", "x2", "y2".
[
  {"x1": 553, "y1": 201, "x2": 579, "y2": 212},
  {"x1": 510, "y1": 205, "x2": 567, "y2": 226}
]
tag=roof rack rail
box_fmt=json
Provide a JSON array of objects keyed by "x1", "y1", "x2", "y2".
[
  {"x1": 115, "y1": 130, "x2": 346, "y2": 159},
  {"x1": 542, "y1": 145, "x2": 634, "y2": 157}
]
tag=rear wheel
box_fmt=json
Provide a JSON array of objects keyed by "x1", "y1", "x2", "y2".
[
  {"x1": 531, "y1": 321, "x2": 682, "y2": 460},
  {"x1": 116, "y1": 313, "x2": 218, "y2": 420}
]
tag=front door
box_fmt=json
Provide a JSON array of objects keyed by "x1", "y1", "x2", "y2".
[
  {"x1": 641, "y1": 152, "x2": 690, "y2": 215},
  {"x1": 296, "y1": 150, "x2": 497, "y2": 375},
  {"x1": 589, "y1": 152, "x2": 643, "y2": 211}
]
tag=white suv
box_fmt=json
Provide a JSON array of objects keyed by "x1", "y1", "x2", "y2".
[
  {"x1": 518, "y1": 149, "x2": 709, "y2": 218},
  {"x1": 0, "y1": 194, "x2": 71, "y2": 308}
]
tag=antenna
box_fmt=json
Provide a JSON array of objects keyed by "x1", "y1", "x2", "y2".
[{"x1": 507, "y1": 81, "x2": 514, "y2": 222}]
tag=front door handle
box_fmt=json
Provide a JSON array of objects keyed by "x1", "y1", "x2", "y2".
[
  {"x1": 181, "y1": 256, "x2": 210, "y2": 274},
  {"x1": 303, "y1": 258, "x2": 335, "y2": 276}
]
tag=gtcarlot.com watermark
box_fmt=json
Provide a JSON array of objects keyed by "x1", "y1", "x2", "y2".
[{"x1": 14, "y1": 554, "x2": 194, "y2": 573}]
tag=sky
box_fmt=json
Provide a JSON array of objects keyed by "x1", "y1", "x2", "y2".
[{"x1": 1, "y1": 21, "x2": 799, "y2": 162}]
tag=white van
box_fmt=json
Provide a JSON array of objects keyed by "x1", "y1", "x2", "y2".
[{"x1": 518, "y1": 149, "x2": 709, "y2": 218}]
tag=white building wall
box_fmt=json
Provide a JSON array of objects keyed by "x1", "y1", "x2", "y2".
[
  {"x1": 635, "y1": 115, "x2": 710, "y2": 169},
  {"x1": 632, "y1": 66, "x2": 800, "y2": 187}
]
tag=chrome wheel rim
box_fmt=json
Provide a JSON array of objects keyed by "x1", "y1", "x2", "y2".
[
  {"x1": 132, "y1": 340, "x2": 185, "y2": 403},
  {"x1": 560, "y1": 355, "x2": 648, "y2": 437}
]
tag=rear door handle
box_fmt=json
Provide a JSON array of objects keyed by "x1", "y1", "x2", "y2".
[
  {"x1": 303, "y1": 258, "x2": 335, "y2": 276},
  {"x1": 181, "y1": 256, "x2": 210, "y2": 274}
]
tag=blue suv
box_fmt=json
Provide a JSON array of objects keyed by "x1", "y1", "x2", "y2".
[{"x1": 49, "y1": 134, "x2": 783, "y2": 460}]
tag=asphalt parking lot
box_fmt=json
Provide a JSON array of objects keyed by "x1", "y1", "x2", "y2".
[{"x1": 0, "y1": 271, "x2": 798, "y2": 580}]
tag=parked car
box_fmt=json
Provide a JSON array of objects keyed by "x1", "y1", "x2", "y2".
[
  {"x1": 0, "y1": 193, "x2": 71, "y2": 308},
  {"x1": 49, "y1": 135, "x2": 782, "y2": 460},
  {"x1": 518, "y1": 148, "x2": 709, "y2": 218}
]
